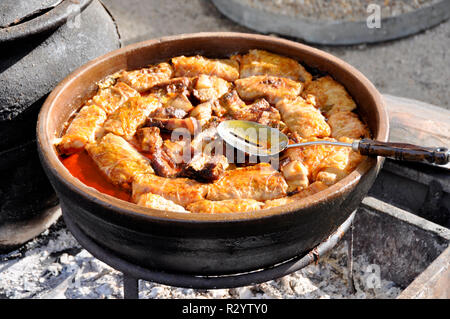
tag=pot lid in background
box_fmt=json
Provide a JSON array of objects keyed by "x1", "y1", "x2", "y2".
[
  {"x1": 0, "y1": 0, "x2": 92, "y2": 43},
  {"x1": 0, "y1": 0, "x2": 120, "y2": 124},
  {"x1": 0, "y1": 0, "x2": 62, "y2": 28}
]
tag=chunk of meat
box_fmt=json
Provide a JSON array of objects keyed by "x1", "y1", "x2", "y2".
[
  {"x1": 135, "y1": 127, "x2": 179, "y2": 177},
  {"x1": 158, "y1": 92, "x2": 194, "y2": 113},
  {"x1": 134, "y1": 193, "x2": 188, "y2": 213},
  {"x1": 276, "y1": 97, "x2": 331, "y2": 138},
  {"x1": 281, "y1": 160, "x2": 309, "y2": 192},
  {"x1": 218, "y1": 89, "x2": 246, "y2": 114},
  {"x1": 132, "y1": 174, "x2": 209, "y2": 207},
  {"x1": 172, "y1": 55, "x2": 239, "y2": 82},
  {"x1": 211, "y1": 99, "x2": 228, "y2": 117},
  {"x1": 263, "y1": 181, "x2": 328, "y2": 209},
  {"x1": 89, "y1": 82, "x2": 139, "y2": 114},
  {"x1": 187, "y1": 199, "x2": 262, "y2": 214},
  {"x1": 57, "y1": 104, "x2": 107, "y2": 155},
  {"x1": 245, "y1": 98, "x2": 281, "y2": 128},
  {"x1": 219, "y1": 91, "x2": 281, "y2": 127},
  {"x1": 118, "y1": 62, "x2": 173, "y2": 92},
  {"x1": 162, "y1": 139, "x2": 191, "y2": 166},
  {"x1": 136, "y1": 126, "x2": 162, "y2": 152},
  {"x1": 278, "y1": 139, "x2": 310, "y2": 191},
  {"x1": 149, "y1": 105, "x2": 188, "y2": 119},
  {"x1": 149, "y1": 92, "x2": 192, "y2": 119},
  {"x1": 192, "y1": 74, "x2": 232, "y2": 102},
  {"x1": 327, "y1": 111, "x2": 370, "y2": 139},
  {"x1": 189, "y1": 101, "x2": 213, "y2": 126},
  {"x1": 150, "y1": 77, "x2": 193, "y2": 97},
  {"x1": 235, "y1": 75, "x2": 302, "y2": 104},
  {"x1": 147, "y1": 117, "x2": 201, "y2": 135},
  {"x1": 302, "y1": 76, "x2": 357, "y2": 116},
  {"x1": 86, "y1": 133, "x2": 154, "y2": 189},
  {"x1": 207, "y1": 163, "x2": 288, "y2": 201},
  {"x1": 234, "y1": 49, "x2": 312, "y2": 84},
  {"x1": 190, "y1": 124, "x2": 221, "y2": 154},
  {"x1": 103, "y1": 95, "x2": 161, "y2": 139},
  {"x1": 180, "y1": 153, "x2": 229, "y2": 182}
]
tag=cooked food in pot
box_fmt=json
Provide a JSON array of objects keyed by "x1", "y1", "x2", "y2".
[{"x1": 57, "y1": 50, "x2": 370, "y2": 214}]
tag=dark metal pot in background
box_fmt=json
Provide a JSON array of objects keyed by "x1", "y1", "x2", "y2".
[{"x1": 0, "y1": 0, "x2": 121, "y2": 252}]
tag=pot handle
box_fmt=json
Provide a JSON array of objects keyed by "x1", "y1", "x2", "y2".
[{"x1": 356, "y1": 139, "x2": 449, "y2": 165}]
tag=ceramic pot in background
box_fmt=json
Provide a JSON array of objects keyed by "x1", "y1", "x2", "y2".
[{"x1": 0, "y1": 0, "x2": 121, "y2": 252}]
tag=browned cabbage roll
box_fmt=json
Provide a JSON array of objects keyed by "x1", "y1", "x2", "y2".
[
  {"x1": 86, "y1": 133, "x2": 154, "y2": 188},
  {"x1": 57, "y1": 104, "x2": 107, "y2": 155},
  {"x1": 327, "y1": 111, "x2": 370, "y2": 139},
  {"x1": 314, "y1": 137, "x2": 366, "y2": 185},
  {"x1": 89, "y1": 82, "x2": 139, "y2": 114},
  {"x1": 118, "y1": 62, "x2": 173, "y2": 92},
  {"x1": 235, "y1": 75, "x2": 303, "y2": 104},
  {"x1": 276, "y1": 97, "x2": 331, "y2": 138},
  {"x1": 132, "y1": 174, "x2": 209, "y2": 207},
  {"x1": 302, "y1": 75, "x2": 357, "y2": 116},
  {"x1": 172, "y1": 55, "x2": 240, "y2": 82},
  {"x1": 294, "y1": 137, "x2": 365, "y2": 185},
  {"x1": 263, "y1": 181, "x2": 328, "y2": 209},
  {"x1": 235, "y1": 49, "x2": 312, "y2": 84},
  {"x1": 207, "y1": 163, "x2": 288, "y2": 201},
  {"x1": 187, "y1": 199, "x2": 263, "y2": 214},
  {"x1": 103, "y1": 95, "x2": 161, "y2": 139},
  {"x1": 134, "y1": 193, "x2": 188, "y2": 213}
]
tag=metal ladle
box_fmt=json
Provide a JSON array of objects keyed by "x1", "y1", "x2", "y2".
[{"x1": 217, "y1": 120, "x2": 449, "y2": 166}]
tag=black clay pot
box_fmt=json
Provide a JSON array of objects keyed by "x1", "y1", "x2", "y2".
[
  {"x1": 37, "y1": 33, "x2": 389, "y2": 275},
  {"x1": 0, "y1": 0, "x2": 121, "y2": 251}
]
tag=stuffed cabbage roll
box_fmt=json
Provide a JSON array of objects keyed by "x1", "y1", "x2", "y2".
[
  {"x1": 172, "y1": 55, "x2": 240, "y2": 82},
  {"x1": 103, "y1": 95, "x2": 161, "y2": 139},
  {"x1": 234, "y1": 49, "x2": 312, "y2": 84},
  {"x1": 57, "y1": 104, "x2": 107, "y2": 155},
  {"x1": 132, "y1": 174, "x2": 209, "y2": 207},
  {"x1": 235, "y1": 75, "x2": 302, "y2": 105},
  {"x1": 187, "y1": 199, "x2": 263, "y2": 214},
  {"x1": 86, "y1": 133, "x2": 154, "y2": 189},
  {"x1": 207, "y1": 163, "x2": 288, "y2": 201},
  {"x1": 276, "y1": 97, "x2": 331, "y2": 138}
]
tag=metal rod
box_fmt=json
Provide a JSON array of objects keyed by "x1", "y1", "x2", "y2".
[
  {"x1": 123, "y1": 274, "x2": 139, "y2": 299},
  {"x1": 63, "y1": 211, "x2": 356, "y2": 290},
  {"x1": 347, "y1": 220, "x2": 356, "y2": 294}
]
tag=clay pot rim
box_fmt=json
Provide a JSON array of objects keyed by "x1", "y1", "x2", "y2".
[{"x1": 37, "y1": 32, "x2": 389, "y2": 223}]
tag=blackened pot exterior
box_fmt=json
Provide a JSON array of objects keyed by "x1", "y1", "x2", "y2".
[
  {"x1": 0, "y1": 0, "x2": 120, "y2": 251},
  {"x1": 48, "y1": 158, "x2": 379, "y2": 275},
  {"x1": 37, "y1": 33, "x2": 389, "y2": 275}
]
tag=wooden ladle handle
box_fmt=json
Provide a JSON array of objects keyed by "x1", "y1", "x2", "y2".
[{"x1": 357, "y1": 139, "x2": 449, "y2": 165}]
